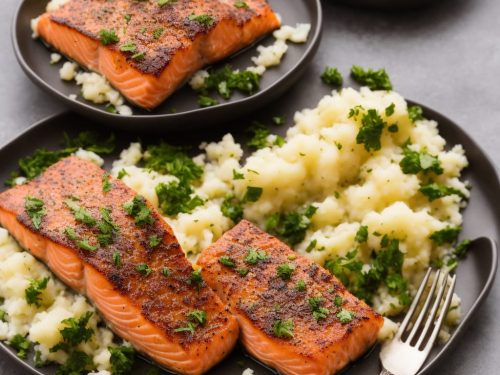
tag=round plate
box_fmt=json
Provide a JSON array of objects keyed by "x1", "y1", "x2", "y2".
[
  {"x1": 0, "y1": 98, "x2": 498, "y2": 374},
  {"x1": 12, "y1": 0, "x2": 322, "y2": 132}
]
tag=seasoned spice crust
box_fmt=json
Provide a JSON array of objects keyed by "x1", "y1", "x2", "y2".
[
  {"x1": 0, "y1": 157, "x2": 231, "y2": 347},
  {"x1": 198, "y1": 220, "x2": 384, "y2": 354},
  {"x1": 48, "y1": 0, "x2": 274, "y2": 76}
]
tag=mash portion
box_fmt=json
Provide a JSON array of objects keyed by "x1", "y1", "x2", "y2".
[{"x1": 112, "y1": 88, "x2": 467, "y2": 321}]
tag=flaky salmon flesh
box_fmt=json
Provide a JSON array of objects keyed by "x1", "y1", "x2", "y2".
[
  {"x1": 0, "y1": 157, "x2": 239, "y2": 375},
  {"x1": 197, "y1": 220, "x2": 384, "y2": 375},
  {"x1": 36, "y1": 0, "x2": 281, "y2": 109}
]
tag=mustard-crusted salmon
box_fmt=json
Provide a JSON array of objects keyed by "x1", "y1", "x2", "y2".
[
  {"x1": 0, "y1": 156, "x2": 239, "y2": 375},
  {"x1": 197, "y1": 220, "x2": 383, "y2": 375},
  {"x1": 36, "y1": 0, "x2": 281, "y2": 109}
]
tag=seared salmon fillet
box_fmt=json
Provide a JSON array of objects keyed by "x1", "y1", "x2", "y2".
[
  {"x1": 36, "y1": 0, "x2": 280, "y2": 109},
  {"x1": 0, "y1": 157, "x2": 239, "y2": 375},
  {"x1": 197, "y1": 220, "x2": 383, "y2": 375}
]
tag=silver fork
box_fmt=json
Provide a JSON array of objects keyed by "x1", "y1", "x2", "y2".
[{"x1": 379, "y1": 268, "x2": 457, "y2": 375}]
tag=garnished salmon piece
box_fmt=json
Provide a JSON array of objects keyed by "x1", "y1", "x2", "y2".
[
  {"x1": 0, "y1": 157, "x2": 239, "y2": 375},
  {"x1": 197, "y1": 220, "x2": 383, "y2": 375},
  {"x1": 36, "y1": 0, "x2": 280, "y2": 109}
]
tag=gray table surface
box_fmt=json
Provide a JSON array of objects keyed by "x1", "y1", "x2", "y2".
[{"x1": 0, "y1": 0, "x2": 499, "y2": 374}]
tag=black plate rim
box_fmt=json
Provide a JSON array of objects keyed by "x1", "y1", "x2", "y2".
[
  {"x1": 11, "y1": 0, "x2": 323, "y2": 121},
  {"x1": 0, "y1": 103, "x2": 498, "y2": 374}
]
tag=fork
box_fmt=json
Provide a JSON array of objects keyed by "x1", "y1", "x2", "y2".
[{"x1": 379, "y1": 268, "x2": 457, "y2": 375}]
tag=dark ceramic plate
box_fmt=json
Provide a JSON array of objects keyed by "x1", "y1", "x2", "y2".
[
  {"x1": 12, "y1": 0, "x2": 322, "y2": 132},
  {"x1": 0, "y1": 98, "x2": 498, "y2": 374}
]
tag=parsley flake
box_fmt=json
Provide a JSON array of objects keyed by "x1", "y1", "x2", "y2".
[
  {"x1": 350, "y1": 65, "x2": 392, "y2": 90},
  {"x1": 355, "y1": 225, "x2": 368, "y2": 243},
  {"x1": 136, "y1": 264, "x2": 153, "y2": 277},
  {"x1": 174, "y1": 322, "x2": 197, "y2": 335},
  {"x1": 295, "y1": 279, "x2": 306, "y2": 291},
  {"x1": 25, "y1": 277, "x2": 49, "y2": 307},
  {"x1": 244, "y1": 248, "x2": 269, "y2": 265},
  {"x1": 161, "y1": 267, "x2": 171, "y2": 277},
  {"x1": 65, "y1": 198, "x2": 96, "y2": 226},
  {"x1": 50, "y1": 312, "x2": 94, "y2": 352},
  {"x1": 109, "y1": 345, "x2": 135, "y2": 375},
  {"x1": 243, "y1": 186, "x2": 263, "y2": 202},
  {"x1": 400, "y1": 147, "x2": 443, "y2": 175},
  {"x1": 156, "y1": 181, "x2": 204, "y2": 216},
  {"x1": 102, "y1": 172, "x2": 112, "y2": 192},
  {"x1": 321, "y1": 66, "x2": 343, "y2": 86},
  {"x1": 429, "y1": 226, "x2": 461, "y2": 245},
  {"x1": 236, "y1": 268, "x2": 250, "y2": 277},
  {"x1": 219, "y1": 256, "x2": 236, "y2": 268},
  {"x1": 408, "y1": 105, "x2": 424, "y2": 123},
  {"x1": 25, "y1": 196, "x2": 45, "y2": 230},
  {"x1": 272, "y1": 319, "x2": 294, "y2": 339},
  {"x1": 149, "y1": 234, "x2": 161, "y2": 248},
  {"x1": 152, "y1": 27, "x2": 164, "y2": 39},
  {"x1": 276, "y1": 263, "x2": 296, "y2": 280},
  {"x1": 119, "y1": 42, "x2": 137, "y2": 53},
  {"x1": 188, "y1": 269, "x2": 203, "y2": 288},
  {"x1": 117, "y1": 168, "x2": 129, "y2": 179},
  {"x1": 9, "y1": 334, "x2": 30, "y2": 359},
  {"x1": 265, "y1": 205, "x2": 317, "y2": 246},
  {"x1": 221, "y1": 195, "x2": 244, "y2": 223},
  {"x1": 112, "y1": 251, "x2": 121, "y2": 267},
  {"x1": 419, "y1": 183, "x2": 465, "y2": 201},
  {"x1": 336, "y1": 309, "x2": 355, "y2": 324},
  {"x1": 187, "y1": 309, "x2": 207, "y2": 325},
  {"x1": 123, "y1": 195, "x2": 155, "y2": 226},
  {"x1": 188, "y1": 13, "x2": 215, "y2": 27},
  {"x1": 356, "y1": 109, "x2": 385, "y2": 152},
  {"x1": 233, "y1": 169, "x2": 245, "y2": 180},
  {"x1": 99, "y1": 29, "x2": 119, "y2": 45},
  {"x1": 234, "y1": 1, "x2": 249, "y2": 9}
]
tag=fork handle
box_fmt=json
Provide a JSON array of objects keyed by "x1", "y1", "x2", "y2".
[{"x1": 380, "y1": 369, "x2": 394, "y2": 375}]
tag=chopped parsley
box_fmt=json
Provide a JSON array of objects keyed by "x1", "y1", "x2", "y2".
[
  {"x1": 419, "y1": 183, "x2": 465, "y2": 201},
  {"x1": 195, "y1": 65, "x2": 261, "y2": 104},
  {"x1": 156, "y1": 181, "x2": 204, "y2": 216},
  {"x1": 55, "y1": 350, "x2": 93, "y2": 374},
  {"x1": 124, "y1": 14, "x2": 131, "y2": 23},
  {"x1": 272, "y1": 319, "x2": 294, "y2": 339},
  {"x1": 25, "y1": 196, "x2": 45, "y2": 230},
  {"x1": 112, "y1": 251, "x2": 121, "y2": 267},
  {"x1": 97, "y1": 208, "x2": 119, "y2": 246},
  {"x1": 388, "y1": 123, "x2": 399, "y2": 133},
  {"x1": 356, "y1": 109, "x2": 385, "y2": 152},
  {"x1": 188, "y1": 269, "x2": 203, "y2": 288},
  {"x1": 350, "y1": 65, "x2": 392, "y2": 90},
  {"x1": 333, "y1": 295, "x2": 343, "y2": 307},
  {"x1": 265, "y1": 205, "x2": 317, "y2": 246},
  {"x1": 219, "y1": 256, "x2": 236, "y2": 268},
  {"x1": 102, "y1": 173, "x2": 112, "y2": 193},
  {"x1": 136, "y1": 264, "x2": 153, "y2": 277},
  {"x1": 187, "y1": 309, "x2": 207, "y2": 325},
  {"x1": 99, "y1": 29, "x2": 119, "y2": 45},
  {"x1": 308, "y1": 296, "x2": 330, "y2": 321},
  {"x1": 385, "y1": 103, "x2": 395, "y2": 116},
  {"x1": 174, "y1": 322, "x2": 197, "y2": 335},
  {"x1": 276, "y1": 263, "x2": 296, "y2": 280},
  {"x1": 132, "y1": 51, "x2": 145, "y2": 61},
  {"x1": 243, "y1": 186, "x2": 263, "y2": 202},
  {"x1": 50, "y1": 312, "x2": 94, "y2": 353},
  {"x1": 161, "y1": 267, "x2": 171, "y2": 277},
  {"x1": 152, "y1": 27, "x2": 164, "y2": 39},
  {"x1": 305, "y1": 239, "x2": 317, "y2": 253},
  {"x1": 236, "y1": 268, "x2": 250, "y2": 277},
  {"x1": 123, "y1": 195, "x2": 155, "y2": 226},
  {"x1": 119, "y1": 42, "x2": 137, "y2": 53},
  {"x1": 117, "y1": 168, "x2": 129, "y2": 179},
  {"x1": 272, "y1": 115, "x2": 286, "y2": 125},
  {"x1": 247, "y1": 123, "x2": 284, "y2": 149},
  {"x1": 188, "y1": 13, "x2": 215, "y2": 27},
  {"x1": 400, "y1": 147, "x2": 443, "y2": 175},
  {"x1": 429, "y1": 226, "x2": 461, "y2": 245},
  {"x1": 408, "y1": 105, "x2": 424, "y2": 123},
  {"x1": 25, "y1": 277, "x2": 49, "y2": 307},
  {"x1": 233, "y1": 169, "x2": 245, "y2": 180},
  {"x1": 221, "y1": 195, "x2": 244, "y2": 223},
  {"x1": 295, "y1": 279, "x2": 306, "y2": 291},
  {"x1": 9, "y1": 334, "x2": 30, "y2": 359},
  {"x1": 65, "y1": 198, "x2": 96, "y2": 226},
  {"x1": 109, "y1": 345, "x2": 135, "y2": 375},
  {"x1": 77, "y1": 239, "x2": 98, "y2": 252},
  {"x1": 234, "y1": 1, "x2": 249, "y2": 9},
  {"x1": 198, "y1": 95, "x2": 219, "y2": 107},
  {"x1": 64, "y1": 226, "x2": 78, "y2": 241},
  {"x1": 321, "y1": 66, "x2": 343, "y2": 86},
  {"x1": 149, "y1": 234, "x2": 161, "y2": 248},
  {"x1": 355, "y1": 225, "x2": 368, "y2": 243},
  {"x1": 244, "y1": 248, "x2": 269, "y2": 265},
  {"x1": 336, "y1": 309, "x2": 355, "y2": 324},
  {"x1": 0, "y1": 309, "x2": 7, "y2": 322},
  {"x1": 454, "y1": 239, "x2": 472, "y2": 259},
  {"x1": 144, "y1": 142, "x2": 202, "y2": 184}
]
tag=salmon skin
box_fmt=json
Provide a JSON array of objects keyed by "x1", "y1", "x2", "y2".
[
  {"x1": 0, "y1": 157, "x2": 239, "y2": 375},
  {"x1": 197, "y1": 220, "x2": 383, "y2": 375},
  {"x1": 36, "y1": 0, "x2": 281, "y2": 109}
]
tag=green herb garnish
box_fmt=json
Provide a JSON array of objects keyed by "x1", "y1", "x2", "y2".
[
  {"x1": 187, "y1": 309, "x2": 207, "y2": 325},
  {"x1": 221, "y1": 195, "x2": 244, "y2": 223},
  {"x1": 123, "y1": 195, "x2": 155, "y2": 226},
  {"x1": 408, "y1": 105, "x2": 424, "y2": 122},
  {"x1": 219, "y1": 256, "x2": 236, "y2": 268},
  {"x1": 112, "y1": 251, "x2": 121, "y2": 267},
  {"x1": 119, "y1": 42, "x2": 137, "y2": 53},
  {"x1": 356, "y1": 109, "x2": 385, "y2": 152},
  {"x1": 247, "y1": 123, "x2": 284, "y2": 149},
  {"x1": 149, "y1": 234, "x2": 161, "y2": 248},
  {"x1": 233, "y1": 169, "x2": 245, "y2": 180},
  {"x1": 156, "y1": 181, "x2": 204, "y2": 216},
  {"x1": 109, "y1": 345, "x2": 135, "y2": 375},
  {"x1": 77, "y1": 239, "x2": 98, "y2": 252},
  {"x1": 276, "y1": 263, "x2": 296, "y2": 280},
  {"x1": 132, "y1": 52, "x2": 145, "y2": 61},
  {"x1": 9, "y1": 334, "x2": 30, "y2": 359},
  {"x1": 158, "y1": 0, "x2": 177, "y2": 6},
  {"x1": 136, "y1": 264, "x2": 153, "y2": 277},
  {"x1": 99, "y1": 29, "x2": 119, "y2": 45},
  {"x1": 188, "y1": 13, "x2": 215, "y2": 27},
  {"x1": 244, "y1": 248, "x2": 269, "y2": 265},
  {"x1": 188, "y1": 269, "x2": 203, "y2": 288},
  {"x1": 355, "y1": 225, "x2": 368, "y2": 243},
  {"x1": 272, "y1": 319, "x2": 294, "y2": 339},
  {"x1": 234, "y1": 1, "x2": 249, "y2": 9},
  {"x1": 161, "y1": 267, "x2": 171, "y2": 277},
  {"x1": 295, "y1": 279, "x2": 306, "y2": 291},
  {"x1": 65, "y1": 198, "x2": 96, "y2": 226},
  {"x1": 429, "y1": 226, "x2": 461, "y2": 245},
  {"x1": 419, "y1": 183, "x2": 465, "y2": 201},
  {"x1": 50, "y1": 312, "x2": 94, "y2": 352},
  {"x1": 336, "y1": 309, "x2": 355, "y2": 324},
  {"x1": 243, "y1": 186, "x2": 263, "y2": 202},
  {"x1": 117, "y1": 168, "x2": 129, "y2": 179},
  {"x1": 265, "y1": 205, "x2": 317, "y2": 246},
  {"x1": 25, "y1": 277, "x2": 49, "y2": 307},
  {"x1": 174, "y1": 322, "x2": 197, "y2": 335},
  {"x1": 350, "y1": 65, "x2": 392, "y2": 90},
  {"x1": 102, "y1": 173, "x2": 112, "y2": 193},
  {"x1": 400, "y1": 147, "x2": 443, "y2": 175},
  {"x1": 321, "y1": 66, "x2": 343, "y2": 86},
  {"x1": 25, "y1": 196, "x2": 45, "y2": 230},
  {"x1": 237, "y1": 268, "x2": 250, "y2": 277}
]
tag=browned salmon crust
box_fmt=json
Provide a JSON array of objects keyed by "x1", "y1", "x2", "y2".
[
  {"x1": 37, "y1": 0, "x2": 281, "y2": 108},
  {"x1": 197, "y1": 220, "x2": 384, "y2": 375},
  {"x1": 0, "y1": 157, "x2": 239, "y2": 375}
]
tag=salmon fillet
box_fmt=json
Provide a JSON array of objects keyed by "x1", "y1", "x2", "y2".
[
  {"x1": 0, "y1": 157, "x2": 239, "y2": 375},
  {"x1": 36, "y1": 0, "x2": 280, "y2": 109},
  {"x1": 197, "y1": 220, "x2": 383, "y2": 375}
]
